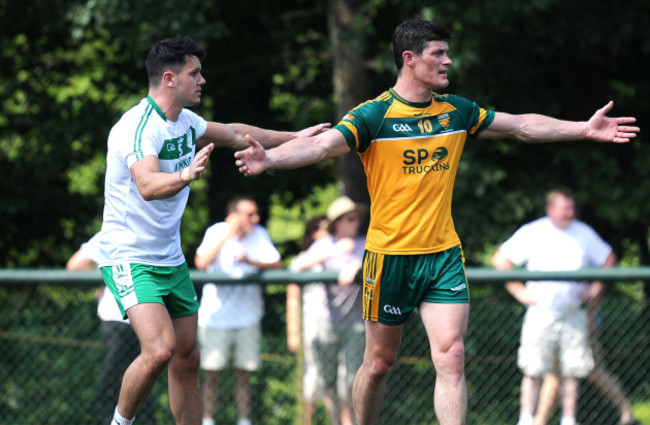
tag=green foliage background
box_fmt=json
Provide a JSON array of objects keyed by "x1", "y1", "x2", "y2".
[
  {"x1": 1, "y1": 0, "x2": 648, "y2": 269},
  {"x1": 0, "y1": 1, "x2": 648, "y2": 422}
]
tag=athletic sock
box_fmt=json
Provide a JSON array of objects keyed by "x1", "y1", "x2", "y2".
[
  {"x1": 560, "y1": 417, "x2": 576, "y2": 425},
  {"x1": 202, "y1": 418, "x2": 215, "y2": 425},
  {"x1": 111, "y1": 406, "x2": 134, "y2": 425},
  {"x1": 517, "y1": 412, "x2": 534, "y2": 425}
]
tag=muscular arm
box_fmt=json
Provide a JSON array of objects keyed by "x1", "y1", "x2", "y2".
[
  {"x1": 198, "y1": 122, "x2": 331, "y2": 150},
  {"x1": 478, "y1": 101, "x2": 639, "y2": 143},
  {"x1": 234, "y1": 129, "x2": 351, "y2": 176}
]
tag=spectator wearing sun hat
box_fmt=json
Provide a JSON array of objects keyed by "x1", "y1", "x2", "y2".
[{"x1": 290, "y1": 196, "x2": 367, "y2": 425}]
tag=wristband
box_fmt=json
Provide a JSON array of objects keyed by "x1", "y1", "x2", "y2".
[{"x1": 179, "y1": 168, "x2": 192, "y2": 184}]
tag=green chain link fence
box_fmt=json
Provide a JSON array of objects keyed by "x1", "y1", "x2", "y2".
[{"x1": 0, "y1": 269, "x2": 648, "y2": 425}]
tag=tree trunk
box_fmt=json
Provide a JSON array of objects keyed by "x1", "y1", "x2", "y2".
[{"x1": 327, "y1": 0, "x2": 372, "y2": 207}]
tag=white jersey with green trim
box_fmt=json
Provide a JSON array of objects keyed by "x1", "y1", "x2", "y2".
[{"x1": 98, "y1": 97, "x2": 207, "y2": 267}]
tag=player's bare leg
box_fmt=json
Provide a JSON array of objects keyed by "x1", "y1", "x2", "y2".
[
  {"x1": 352, "y1": 322, "x2": 403, "y2": 425},
  {"x1": 420, "y1": 302, "x2": 469, "y2": 425},
  {"x1": 168, "y1": 313, "x2": 201, "y2": 425},
  {"x1": 116, "y1": 303, "x2": 177, "y2": 420}
]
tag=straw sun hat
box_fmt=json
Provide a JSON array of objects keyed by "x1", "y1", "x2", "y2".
[{"x1": 326, "y1": 196, "x2": 367, "y2": 228}]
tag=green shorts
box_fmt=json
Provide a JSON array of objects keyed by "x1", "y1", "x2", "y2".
[
  {"x1": 361, "y1": 245, "x2": 469, "y2": 325},
  {"x1": 100, "y1": 262, "x2": 199, "y2": 319}
]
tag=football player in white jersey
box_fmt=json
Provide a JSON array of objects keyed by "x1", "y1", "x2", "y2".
[{"x1": 98, "y1": 36, "x2": 328, "y2": 425}]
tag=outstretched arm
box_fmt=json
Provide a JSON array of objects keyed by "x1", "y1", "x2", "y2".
[
  {"x1": 234, "y1": 128, "x2": 351, "y2": 176},
  {"x1": 479, "y1": 101, "x2": 639, "y2": 143},
  {"x1": 198, "y1": 121, "x2": 331, "y2": 150}
]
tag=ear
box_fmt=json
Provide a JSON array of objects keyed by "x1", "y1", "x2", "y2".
[
  {"x1": 403, "y1": 51, "x2": 417, "y2": 67},
  {"x1": 162, "y1": 70, "x2": 175, "y2": 87}
]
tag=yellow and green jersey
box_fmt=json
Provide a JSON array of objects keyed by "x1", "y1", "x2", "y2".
[{"x1": 333, "y1": 88, "x2": 495, "y2": 255}]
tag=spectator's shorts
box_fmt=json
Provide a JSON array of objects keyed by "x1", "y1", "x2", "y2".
[
  {"x1": 312, "y1": 320, "x2": 365, "y2": 403},
  {"x1": 101, "y1": 262, "x2": 198, "y2": 319},
  {"x1": 361, "y1": 245, "x2": 469, "y2": 325},
  {"x1": 517, "y1": 308, "x2": 594, "y2": 378},
  {"x1": 198, "y1": 323, "x2": 261, "y2": 371}
]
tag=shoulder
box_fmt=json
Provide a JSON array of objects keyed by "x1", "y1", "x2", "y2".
[
  {"x1": 570, "y1": 220, "x2": 601, "y2": 237},
  {"x1": 333, "y1": 90, "x2": 394, "y2": 150},
  {"x1": 510, "y1": 217, "x2": 547, "y2": 238},
  {"x1": 179, "y1": 108, "x2": 208, "y2": 135},
  {"x1": 179, "y1": 107, "x2": 205, "y2": 124},
  {"x1": 250, "y1": 225, "x2": 275, "y2": 243},
  {"x1": 433, "y1": 92, "x2": 472, "y2": 106},
  {"x1": 338, "y1": 91, "x2": 393, "y2": 125},
  {"x1": 119, "y1": 98, "x2": 161, "y2": 126},
  {"x1": 351, "y1": 91, "x2": 394, "y2": 114},
  {"x1": 252, "y1": 225, "x2": 271, "y2": 237},
  {"x1": 433, "y1": 93, "x2": 495, "y2": 122},
  {"x1": 110, "y1": 99, "x2": 163, "y2": 140},
  {"x1": 205, "y1": 221, "x2": 229, "y2": 237}
]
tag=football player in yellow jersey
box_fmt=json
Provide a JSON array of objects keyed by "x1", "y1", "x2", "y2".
[{"x1": 235, "y1": 18, "x2": 639, "y2": 425}]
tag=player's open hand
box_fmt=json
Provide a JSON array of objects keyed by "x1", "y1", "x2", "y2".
[
  {"x1": 189, "y1": 143, "x2": 214, "y2": 180},
  {"x1": 587, "y1": 101, "x2": 640, "y2": 143},
  {"x1": 296, "y1": 122, "x2": 331, "y2": 138},
  {"x1": 234, "y1": 135, "x2": 268, "y2": 176}
]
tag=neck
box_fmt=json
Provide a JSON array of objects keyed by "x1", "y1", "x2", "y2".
[
  {"x1": 148, "y1": 90, "x2": 182, "y2": 122},
  {"x1": 392, "y1": 76, "x2": 433, "y2": 103}
]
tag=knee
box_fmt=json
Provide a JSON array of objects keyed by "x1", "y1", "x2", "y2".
[
  {"x1": 144, "y1": 344, "x2": 175, "y2": 372},
  {"x1": 365, "y1": 351, "x2": 398, "y2": 378},
  {"x1": 432, "y1": 339, "x2": 465, "y2": 376},
  {"x1": 184, "y1": 345, "x2": 201, "y2": 369},
  {"x1": 171, "y1": 344, "x2": 200, "y2": 374}
]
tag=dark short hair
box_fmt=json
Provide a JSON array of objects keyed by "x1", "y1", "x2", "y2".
[
  {"x1": 392, "y1": 18, "x2": 452, "y2": 71},
  {"x1": 145, "y1": 36, "x2": 206, "y2": 87},
  {"x1": 226, "y1": 195, "x2": 257, "y2": 214}
]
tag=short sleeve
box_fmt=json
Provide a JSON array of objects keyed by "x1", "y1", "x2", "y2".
[
  {"x1": 80, "y1": 233, "x2": 102, "y2": 263},
  {"x1": 440, "y1": 94, "x2": 495, "y2": 138},
  {"x1": 499, "y1": 226, "x2": 532, "y2": 266},
  {"x1": 251, "y1": 227, "x2": 281, "y2": 263},
  {"x1": 196, "y1": 223, "x2": 230, "y2": 256}
]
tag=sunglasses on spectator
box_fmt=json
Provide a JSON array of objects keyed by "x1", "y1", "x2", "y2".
[
  {"x1": 341, "y1": 214, "x2": 360, "y2": 222},
  {"x1": 237, "y1": 210, "x2": 259, "y2": 218}
]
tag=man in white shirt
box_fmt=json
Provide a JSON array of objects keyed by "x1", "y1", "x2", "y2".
[
  {"x1": 97, "y1": 36, "x2": 328, "y2": 425},
  {"x1": 492, "y1": 189, "x2": 616, "y2": 425},
  {"x1": 289, "y1": 196, "x2": 366, "y2": 425},
  {"x1": 195, "y1": 196, "x2": 282, "y2": 425}
]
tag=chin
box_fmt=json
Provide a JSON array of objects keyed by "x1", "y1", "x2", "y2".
[{"x1": 429, "y1": 79, "x2": 449, "y2": 91}]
